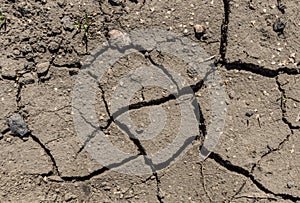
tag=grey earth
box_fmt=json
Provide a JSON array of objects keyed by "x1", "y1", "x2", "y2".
[{"x1": 0, "y1": 0, "x2": 299, "y2": 202}]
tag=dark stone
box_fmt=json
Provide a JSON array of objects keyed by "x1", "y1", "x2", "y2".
[
  {"x1": 7, "y1": 113, "x2": 29, "y2": 137},
  {"x1": 273, "y1": 18, "x2": 285, "y2": 34},
  {"x1": 245, "y1": 110, "x2": 254, "y2": 117}
]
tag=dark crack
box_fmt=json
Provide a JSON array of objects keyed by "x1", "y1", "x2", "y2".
[
  {"x1": 111, "y1": 65, "x2": 213, "y2": 120},
  {"x1": 219, "y1": 0, "x2": 230, "y2": 61},
  {"x1": 30, "y1": 133, "x2": 60, "y2": 176},
  {"x1": 52, "y1": 60, "x2": 82, "y2": 69},
  {"x1": 147, "y1": 51, "x2": 180, "y2": 92},
  {"x1": 154, "y1": 172, "x2": 164, "y2": 203},
  {"x1": 260, "y1": 133, "x2": 291, "y2": 161},
  {"x1": 98, "y1": 83, "x2": 113, "y2": 119},
  {"x1": 209, "y1": 152, "x2": 300, "y2": 201},
  {"x1": 114, "y1": 119, "x2": 147, "y2": 155},
  {"x1": 276, "y1": 76, "x2": 300, "y2": 130},
  {"x1": 228, "y1": 181, "x2": 247, "y2": 202},
  {"x1": 1, "y1": 127, "x2": 10, "y2": 135},
  {"x1": 60, "y1": 154, "x2": 139, "y2": 182},
  {"x1": 15, "y1": 81, "x2": 23, "y2": 111},
  {"x1": 221, "y1": 61, "x2": 300, "y2": 78}
]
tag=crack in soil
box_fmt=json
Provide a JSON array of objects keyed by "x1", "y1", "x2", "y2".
[
  {"x1": 276, "y1": 76, "x2": 300, "y2": 130},
  {"x1": 146, "y1": 51, "x2": 181, "y2": 92},
  {"x1": 200, "y1": 164, "x2": 212, "y2": 202},
  {"x1": 209, "y1": 152, "x2": 300, "y2": 201},
  {"x1": 228, "y1": 180, "x2": 247, "y2": 202},
  {"x1": 60, "y1": 154, "x2": 139, "y2": 182},
  {"x1": 219, "y1": 0, "x2": 230, "y2": 61},
  {"x1": 111, "y1": 65, "x2": 213, "y2": 120},
  {"x1": 232, "y1": 195, "x2": 277, "y2": 202},
  {"x1": 5, "y1": 72, "x2": 62, "y2": 177},
  {"x1": 30, "y1": 133, "x2": 60, "y2": 176},
  {"x1": 221, "y1": 61, "x2": 300, "y2": 78}
]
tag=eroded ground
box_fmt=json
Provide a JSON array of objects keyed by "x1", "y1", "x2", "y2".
[{"x1": 0, "y1": 0, "x2": 299, "y2": 202}]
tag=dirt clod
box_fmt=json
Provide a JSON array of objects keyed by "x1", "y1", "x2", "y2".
[
  {"x1": 6, "y1": 113, "x2": 29, "y2": 137},
  {"x1": 273, "y1": 18, "x2": 286, "y2": 34},
  {"x1": 36, "y1": 62, "x2": 50, "y2": 75}
]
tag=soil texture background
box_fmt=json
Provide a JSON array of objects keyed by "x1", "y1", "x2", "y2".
[{"x1": 0, "y1": 0, "x2": 299, "y2": 202}]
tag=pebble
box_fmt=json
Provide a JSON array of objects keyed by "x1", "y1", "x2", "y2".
[
  {"x1": 48, "y1": 41, "x2": 60, "y2": 53},
  {"x1": 1, "y1": 66, "x2": 16, "y2": 79},
  {"x1": 48, "y1": 175, "x2": 64, "y2": 182},
  {"x1": 290, "y1": 53, "x2": 296, "y2": 59},
  {"x1": 22, "y1": 44, "x2": 32, "y2": 55},
  {"x1": 64, "y1": 192, "x2": 77, "y2": 201},
  {"x1": 228, "y1": 91, "x2": 235, "y2": 99},
  {"x1": 287, "y1": 182, "x2": 295, "y2": 189},
  {"x1": 12, "y1": 49, "x2": 21, "y2": 56},
  {"x1": 36, "y1": 61, "x2": 50, "y2": 75},
  {"x1": 183, "y1": 28, "x2": 189, "y2": 35},
  {"x1": 194, "y1": 24, "x2": 205, "y2": 40},
  {"x1": 57, "y1": 0, "x2": 66, "y2": 7},
  {"x1": 19, "y1": 72, "x2": 35, "y2": 85},
  {"x1": 108, "y1": 29, "x2": 131, "y2": 49},
  {"x1": 61, "y1": 16, "x2": 74, "y2": 32},
  {"x1": 109, "y1": 0, "x2": 123, "y2": 5},
  {"x1": 6, "y1": 113, "x2": 29, "y2": 137},
  {"x1": 245, "y1": 110, "x2": 254, "y2": 117},
  {"x1": 273, "y1": 18, "x2": 285, "y2": 34}
]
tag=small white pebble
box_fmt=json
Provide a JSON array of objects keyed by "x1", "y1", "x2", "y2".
[
  {"x1": 290, "y1": 53, "x2": 296, "y2": 58},
  {"x1": 263, "y1": 90, "x2": 269, "y2": 96}
]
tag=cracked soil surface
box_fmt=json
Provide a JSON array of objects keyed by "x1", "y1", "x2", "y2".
[{"x1": 0, "y1": 0, "x2": 299, "y2": 202}]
